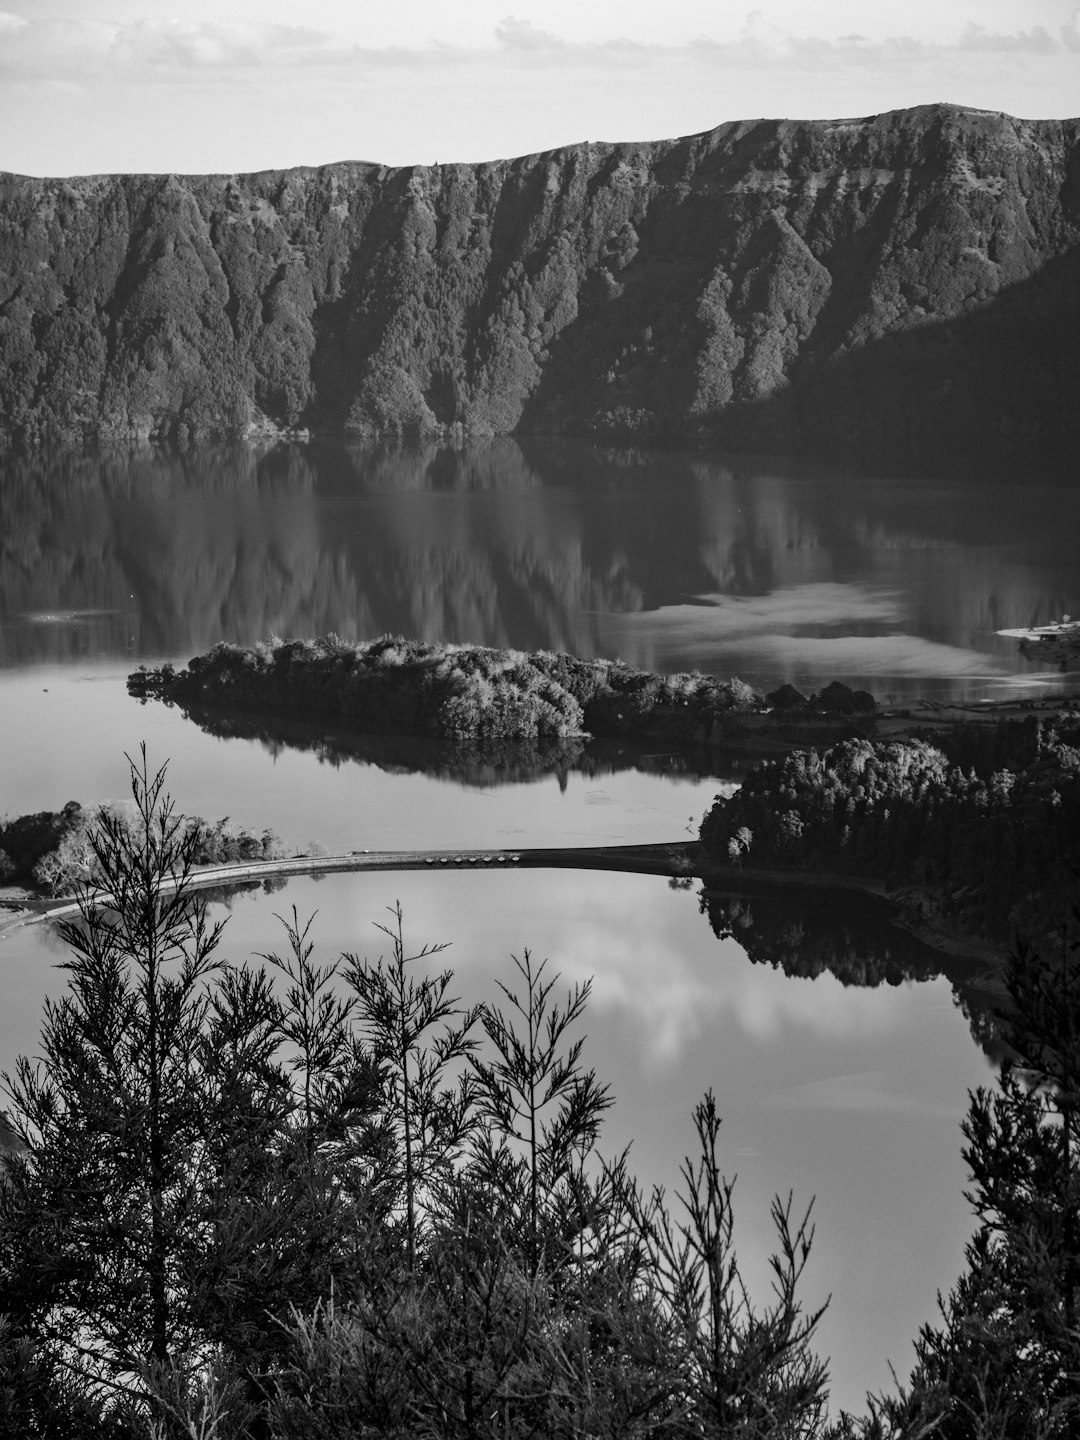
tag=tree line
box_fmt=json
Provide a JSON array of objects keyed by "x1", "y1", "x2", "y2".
[
  {"x1": 699, "y1": 714, "x2": 1080, "y2": 944},
  {"x1": 128, "y1": 634, "x2": 763, "y2": 747}
]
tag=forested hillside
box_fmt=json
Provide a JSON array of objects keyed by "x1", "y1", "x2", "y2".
[
  {"x1": 2, "y1": 104, "x2": 1078, "y2": 460},
  {"x1": 699, "y1": 715, "x2": 1080, "y2": 944}
]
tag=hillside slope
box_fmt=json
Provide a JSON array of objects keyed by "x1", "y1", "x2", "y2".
[{"x1": 2, "y1": 104, "x2": 1078, "y2": 459}]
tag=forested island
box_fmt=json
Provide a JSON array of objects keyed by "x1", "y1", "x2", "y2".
[
  {"x1": 127, "y1": 633, "x2": 874, "y2": 747},
  {"x1": 700, "y1": 714, "x2": 1080, "y2": 949},
  {"x1": 125, "y1": 633, "x2": 1078, "y2": 958}
]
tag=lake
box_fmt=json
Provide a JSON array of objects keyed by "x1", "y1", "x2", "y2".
[{"x1": 1, "y1": 437, "x2": 1077, "y2": 1414}]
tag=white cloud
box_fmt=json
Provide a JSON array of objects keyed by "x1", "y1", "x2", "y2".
[
  {"x1": 3, "y1": 8, "x2": 1078, "y2": 79},
  {"x1": 494, "y1": 16, "x2": 567, "y2": 54},
  {"x1": 2, "y1": 5, "x2": 1077, "y2": 173},
  {"x1": 960, "y1": 21, "x2": 1060, "y2": 53}
]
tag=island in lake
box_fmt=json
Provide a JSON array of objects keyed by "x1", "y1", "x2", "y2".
[{"x1": 123, "y1": 634, "x2": 1078, "y2": 960}]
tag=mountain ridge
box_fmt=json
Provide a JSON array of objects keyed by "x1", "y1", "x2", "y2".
[{"x1": 2, "y1": 103, "x2": 1078, "y2": 460}]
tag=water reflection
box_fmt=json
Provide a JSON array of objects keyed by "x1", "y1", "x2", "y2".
[
  {"x1": 3, "y1": 436, "x2": 1041, "y2": 1417},
  {"x1": 701, "y1": 884, "x2": 1003, "y2": 1062},
  {"x1": 0, "y1": 863, "x2": 991, "y2": 1416},
  {"x1": 3, "y1": 439, "x2": 1076, "y2": 698},
  {"x1": 141, "y1": 696, "x2": 743, "y2": 788}
]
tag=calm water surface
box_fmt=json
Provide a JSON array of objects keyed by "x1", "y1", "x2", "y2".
[{"x1": 2, "y1": 439, "x2": 1076, "y2": 1412}]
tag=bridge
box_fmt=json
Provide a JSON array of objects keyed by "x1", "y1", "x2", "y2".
[{"x1": 0, "y1": 841, "x2": 701, "y2": 936}]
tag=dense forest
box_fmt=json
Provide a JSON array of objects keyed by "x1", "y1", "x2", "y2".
[
  {"x1": 699, "y1": 713, "x2": 1080, "y2": 946},
  {"x1": 2, "y1": 106, "x2": 1078, "y2": 464},
  {"x1": 128, "y1": 634, "x2": 769, "y2": 746},
  {"x1": 2, "y1": 751, "x2": 1078, "y2": 1437}
]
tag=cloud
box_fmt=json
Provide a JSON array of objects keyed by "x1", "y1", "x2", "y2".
[
  {"x1": 626, "y1": 583, "x2": 905, "y2": 632},
  {"x1": 520, "y1": 880, "x2": 903, "y2": 1063},
  {"x1": 3, "y1": 8, "x2": 1077, "y2": 83},
  {"x1": 960, "y1": 22, "x2": 1059, "y2": 54},
  {"x1": 109, "y1": 19, "x2": 336, "y2": 70},
  {"x1": 598, "y1": 584, "x2": 1007, "y2": 681},
  {"x1": 0, "y1": 15, "x2": 350, "y2": 79},
  {"x1": 494, "y1": 16, "x2": 567, "y2": 54}
]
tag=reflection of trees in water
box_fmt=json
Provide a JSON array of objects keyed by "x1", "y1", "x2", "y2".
[
  {"x1": 4, "y1": 438, "x2": 1076, "y2": 677},
  {"x1": 702, "y1": 886, "x2": 939, "y2": 987},
  {"x1": 700, "y1": 883, "x2": 1007, "y2": 1062},
  {"x1": 167, "y1": 701, "x2": 737, "y2": 788}
]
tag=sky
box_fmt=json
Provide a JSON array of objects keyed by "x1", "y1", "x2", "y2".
[{"x1": 0, "y1": 1, "x2": 1077, "y2": 176}]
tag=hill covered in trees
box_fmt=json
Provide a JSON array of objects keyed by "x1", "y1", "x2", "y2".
[
  {"x1": 2, "y1": 104, "x2": 1078, "y2": 463},
  {"x1": 699, "y1": 713, "x2": 1080, "y2": 947}
]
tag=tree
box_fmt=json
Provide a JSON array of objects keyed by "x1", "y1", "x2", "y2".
[
  {"x1": 470, "y1": 949, "x2": 613, "y2": 1277},
  {"x1": 876, "y1": 907, "x2": 1080, "y2": 1440},
  {"x1": 631, "y1": 1091, "x2": 830, "y2": 1439},
  {"x1": 0, "y1": 751, "x2": 385, "y2": 1435},
  {"x1": 0, "y1": 746, "x2": 227, "y2": 1410},
  {"x1": 343, "y1": 901, "x2": 479, "y2": 1273}
]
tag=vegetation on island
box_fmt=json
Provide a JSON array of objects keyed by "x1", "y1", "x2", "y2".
[
  {"x1": 1, "y1": 749, "x2": 1079, "y2": 1438},
  {"x1": 699, "y1": 714, "x2": 1080, "y2": 947},
  {"x1": 129, "y1": 634, "x2": 767, "y2": 746},
  {"x1": 0, "y1": 799, "x2": 284, "y2": 897}
]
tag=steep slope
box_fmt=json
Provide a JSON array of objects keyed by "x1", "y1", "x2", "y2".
[{"x1": 1, "y1": 104, "x2": 1078, "y2": 460}]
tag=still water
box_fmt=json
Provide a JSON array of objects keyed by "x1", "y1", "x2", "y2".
[{"x1": 2, "y1": 439, "x2": 1077, "y2": 1413}]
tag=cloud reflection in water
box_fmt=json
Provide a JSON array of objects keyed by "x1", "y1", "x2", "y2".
[{"x1": 601, "y1": 583, "x2": 1004, "y2": 681}]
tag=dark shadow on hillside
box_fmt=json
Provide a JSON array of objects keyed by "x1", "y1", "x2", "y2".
[{"x1": 520, "y1": 242, "x2": 1080, "y2": 476}]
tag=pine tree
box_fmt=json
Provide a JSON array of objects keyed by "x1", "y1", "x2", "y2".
[{"x1": 882, "y1": 907, "x2": 1080, "y2": 1439}]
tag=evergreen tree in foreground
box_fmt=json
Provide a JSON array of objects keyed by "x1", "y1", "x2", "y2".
[
  {"x1": 859, "y1": 909, "x2": 1080, "y2": 1440},
  {"x1": 0, "y1": 749, "x2": 833, "y2": 1437}
]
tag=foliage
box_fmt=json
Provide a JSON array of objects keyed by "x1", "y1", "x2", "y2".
[
  {"x1": 129, "y1": 633, "x2": 764, "y2": 746},
  {"x1": 470, "y1": 949, "x2": 614, "y2": 1275},
  {"x1": 699, "y1": 720, "x2": 1080, "y2": 943},
  {"x1": 630, "y1": 1093, "x2": 831, "y2": 1438},
  {"x1": 859, "y1": 906, "x2": 1080, "y2": 1439},
  {"x1": 0, "y1": 801, "x2": 85, "y2": 886},
  {"x1": 0, "y1": 801, "x2": 284, "y2": 897},
  {"x1": 4, "y1": 112, "x2": 1078, "y2": 463},
  {"x1": 342, "y1": 902, "x2": 478, "y2": 1272},
  {"x1": 1, "y1": 749, "x2": 833, "y2": 1439},
  {"x1": 0, "y1": 747, "x2": 232, "y2": 1431}
]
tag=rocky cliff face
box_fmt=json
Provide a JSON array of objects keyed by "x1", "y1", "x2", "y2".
[{"x1": 2, "y1": 104, "x2": 1078, "y2": 460}]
